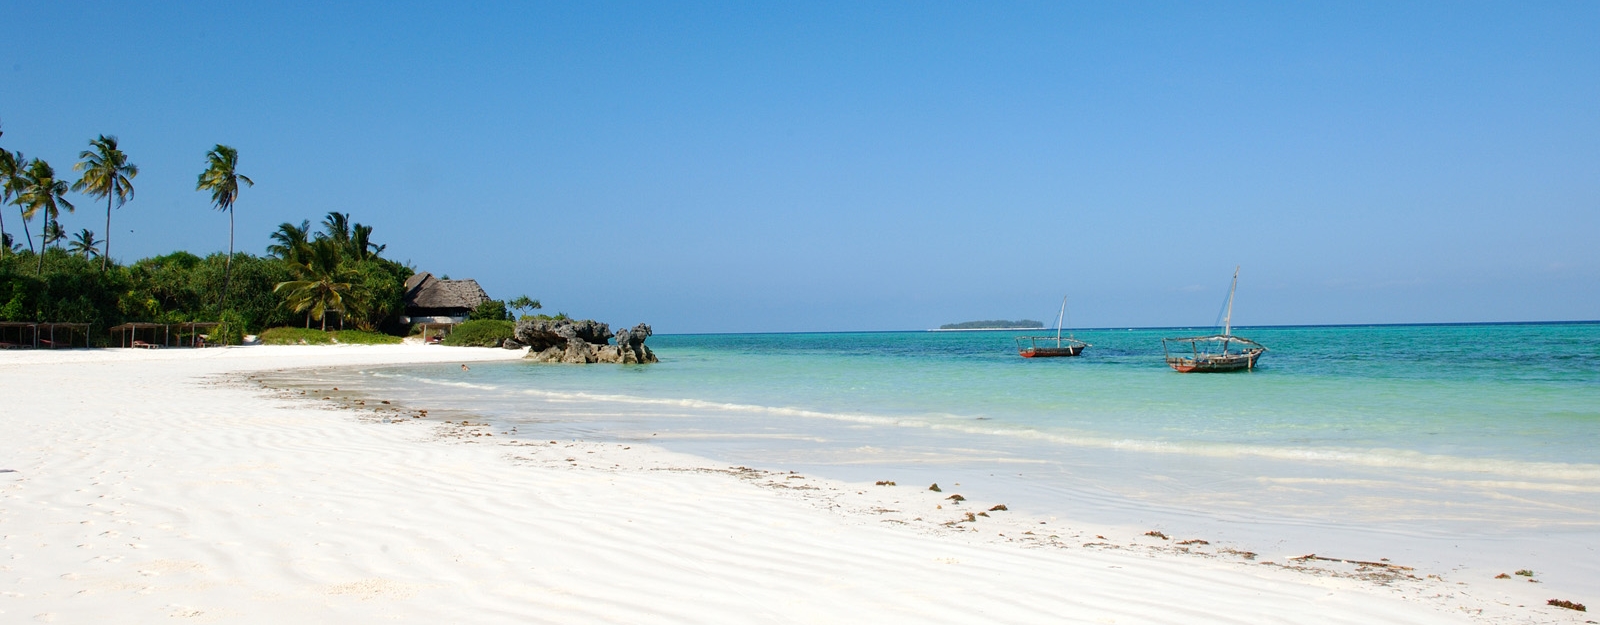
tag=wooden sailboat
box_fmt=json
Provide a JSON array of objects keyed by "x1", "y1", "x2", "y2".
[
  {"x1": 1016, "y1": 296, "x2": 1090, "y2": 358},
  {"x1": 1161, "y1": 267, "x2": 1266, "y2": 372}
]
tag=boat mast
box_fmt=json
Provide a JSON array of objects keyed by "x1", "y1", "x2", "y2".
[
  {"x1": 1223, "y1": 266, "x2": 1238, "y2": 337},
  {"x1": 1055, "y1": 295, "x2": 1067, "y2": 344}
]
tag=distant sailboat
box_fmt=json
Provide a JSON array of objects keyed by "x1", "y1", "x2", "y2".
[
  {"x1": 1161, "y1": 267, "x2": 1266, "y2": 372},
  {"x1": 1016, "y1": 296, "x2": 1090, "y2": 358}
]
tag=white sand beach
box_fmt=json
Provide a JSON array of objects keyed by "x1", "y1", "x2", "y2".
[{"x1": 0, "y1": 346, "x2": 1585, "y2": 623}]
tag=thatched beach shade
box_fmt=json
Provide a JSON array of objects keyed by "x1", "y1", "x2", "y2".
[
  {"x1": 402, "y1": 272, "x2": 490, "y2": 324},
  {"x1": 0, "y1": 322, "x2": 39, "y2": 349},
  {"x1": 109, "y1": 322, "x2": 171, "y2": 348},
  {"x1": 35, "y1": 323, "x2": 90, "y2": 348},
  {"x1": 175, "y1": 322, "x2": 221, "y2": 348},
  {"x1": 415, "y1": 321, "x2": 457, "y2": 343}
]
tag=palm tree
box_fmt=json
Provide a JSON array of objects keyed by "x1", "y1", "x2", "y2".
[
  {"x1": 321, "y1": 211, "x2": 351, "y2": 244},
  {"x1": 19, "y1": 158, "x2": 74, "y2": 273},
  {"x1": 508, "y1": 295, "x2": 542, "y2": 316},
  {"x1": 43, "y1": 221, "x2": 65, "y2": 247},
  {"x1": 349, "y1": 223, "x2": 385, "y2": 261},
  {"x1": 72, "y1": 135, "x2": 138, "y2": 270},
  {"x1": 196, "y1": 145, "x2": 253, "y2": 310},
  {"x1": 274, "y1": 239, "x2": 351, "y2": 331},
  {"x1": 68, "y1": 229, "x2": 100, "y2": 259},
  {"x1": 1, "y1": 232, "x2": 17, "y2": 256},
  {"x1": 0, "y1": 147, "x2": 27, "y2": 254},
  {"x1": 267, "y1": 220, "x2": 312, "y2": 264},
  {"x1": 0, "y1": 148, "x2": 10, "y2": 251},
  {"x1": 0, "y1": 124, "x2": 10, "y2": 252}
]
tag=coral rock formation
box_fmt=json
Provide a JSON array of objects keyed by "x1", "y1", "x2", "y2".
[{"x1": 514, "y1": 319, "x2": 657, "y2": 364}]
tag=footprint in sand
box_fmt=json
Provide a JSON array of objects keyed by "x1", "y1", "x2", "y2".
[{"x1": 167, "y1": 605, "x2": 203, "y2": 617}]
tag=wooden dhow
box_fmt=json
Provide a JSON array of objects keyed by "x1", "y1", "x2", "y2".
[
  {"x1": 1016, "y1": 296, "x2": 1090, "y2": 358},
  {"x1": 1162, "y1": 267, "x2": 1266, "y2": 372}
]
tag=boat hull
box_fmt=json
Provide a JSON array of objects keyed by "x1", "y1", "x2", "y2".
[
  {"x1": 1165, "y1": 349, "x2": 1263, "y2": 373},
  {"x1": 1020, "y1": 346, "x2": 1084, "y2": 358}
]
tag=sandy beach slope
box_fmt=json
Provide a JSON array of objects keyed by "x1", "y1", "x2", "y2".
[{"x1": 0, "y1": 346, "x2": 1582, "y2": 623}]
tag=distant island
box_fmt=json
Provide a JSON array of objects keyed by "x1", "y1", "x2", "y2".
[{"x1": 938, "y1": 319, "x2": 1045, "y2": 330}]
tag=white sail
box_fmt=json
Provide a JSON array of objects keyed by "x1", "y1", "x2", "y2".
[
  {"x1": 1054, "y1": 296, "x2": 1067, "y2": 343},
  {"x1": 1223, "y1": 266, "x2": 1238, "y2": 337}
]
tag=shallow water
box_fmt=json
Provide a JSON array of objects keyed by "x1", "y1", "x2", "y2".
[{"x1": 306, "y1": 322, "x2": 1600, "y2": 587}]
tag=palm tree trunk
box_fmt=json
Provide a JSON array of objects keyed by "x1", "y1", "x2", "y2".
[
  {"x1": 36, "y1": 213, "x2": 46, "y2": 274},
  {"x1": 220, "y1": 208, "x2": 234, "y2": 312},
  {"x1": 101, "y1": 192, "x2": 112, "y2": 271},
  {"x1": 19, "y1": 205, "x2": 32, "y2": 253}
]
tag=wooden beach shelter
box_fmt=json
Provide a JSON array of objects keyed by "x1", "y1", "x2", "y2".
[
  {"x1": 175, "y1": 322, "x2": 221, "y2": 348},
  {"x1": 109, "y1": 322, "x2": 171, "y2": 348},
  {"x1": 0, "y1": 322, "x2": 39, "y2": 349},
  {"x1": 36, "y1": 323, "x2": 90, "y2": 348},
  {"x1": 415, "y1": 321, "x2": 457, "y2": 343},
  {"x1": 109, "y1": 322, "x2": 222, "y2": 348}
]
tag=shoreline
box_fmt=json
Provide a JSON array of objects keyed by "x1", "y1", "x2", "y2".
[{"x1": 1, "y1": 346, "x2": 1588, "y2": 622}]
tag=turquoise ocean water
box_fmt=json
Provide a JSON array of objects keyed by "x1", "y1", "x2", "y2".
[{"x1": 307, "y1": 322, "x2": 1599, "y2": 582}]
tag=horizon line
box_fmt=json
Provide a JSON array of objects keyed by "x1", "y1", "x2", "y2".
[{"x1": 656, "y1": 319, "x2": 1600, "y2": 337}]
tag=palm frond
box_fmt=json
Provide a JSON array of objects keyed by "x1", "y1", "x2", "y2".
[
  {"x1": 196, "y1": 145, "x2": 250, "y2": 212},
  {"x1": 268, "y1": 220, "x2": 312, "y2": 261},
  {"x1": 68, "y1": 229, "x2": 100, "y2": 258},
  {"x1": 322, "y1": 212, "x2": 351, "y2": 243},
  {"x1": 72, "y1": 135, "x2": 137, "y2": 206}
]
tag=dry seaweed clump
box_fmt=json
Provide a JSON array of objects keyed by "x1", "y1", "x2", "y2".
[
  {"x1": 1546, "y1": 598, "x2": 1585, "y2": 612},
  {"x1": 1144, "y1": 531, "x2": 1170, "y2": 540},
  {"x1": 928, "y1": 483, "x2": 942, "y2": 492},
  {"x1": 874, "y1": 480, "x2": 896, "y2": 486},
  {"x1": 1515, "y1": 569, "x2": 1535, "y2": 577}
]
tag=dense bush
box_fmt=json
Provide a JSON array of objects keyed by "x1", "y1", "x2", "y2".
[
  {"x1": 259, "y1": 327, "x2": 402, "y2": 345},
  {"x1": 332, "y1": 329, "x2": 403, "y2": 344},
  {"x1": 441, "y1": 319, "x2": 515, "y2": 347},
  {"x1": 0, "y1": 250, "x2": 131, "y2": 337},
  {"x1": 213, "y1": 311, "x2": 246, "y2": 346},
  {"x1": 122, "y1": 251, "x2": 298, "y2": 330},
  {"x1": 469, "y1": 299, "x2": 510, "y2": 321},
  {"x1": 342, "y1": 258, "x2": 412, "y2": 331},
  {"x1": 0, "y1": 211, "x2": 421, "y2": 341},
  {"x1": 260, "y1": 327, "x2": 335, "y2": 344}
]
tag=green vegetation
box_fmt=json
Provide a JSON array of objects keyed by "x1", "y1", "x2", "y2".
[
  {"x1": 273, "y1": 238, "x2": 353, "y2": 331},
  {"x1": 260, "y1": 327, "x2": 402, "y2": 345},
  {"x1": 939, "y1": 319, "x2": 1045, "y2": 330},
  {"x1": 71, "y1": 135, "x2": 137, "y2": 270},
  {"x1": 441, "y1": 319, "x2": 515, "y2": 347},
  {"x1": 0, "y1": 125, "x2": 540, "y2": 346},
  {"x1": 469, "y1": 299, "x2": 511, "y2": 321},
  {"x1": 0, "y1": 210, "x2": 416, "y2": 344},
  {"x1": 19, "y1": 158, "x2": 75, "y2": 274},
  {"x1": 195, "y1": 144, "x2": 252, "y2": 309},
  {"x1": 508, "y1": 294, "x2": 541, "y2": 316}
]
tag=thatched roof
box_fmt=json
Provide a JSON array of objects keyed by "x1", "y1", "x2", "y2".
[{"x1": 404, "y1": 272, "x2": 490, "y2": 311}]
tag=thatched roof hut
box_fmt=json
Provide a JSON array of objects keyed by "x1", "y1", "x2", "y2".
[{"x1": 402, "y1": 272, "x2": 490, "y2": 324}]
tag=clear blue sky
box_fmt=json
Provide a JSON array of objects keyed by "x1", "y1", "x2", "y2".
[{"x1": 3, "y1": 2, "x2": 1595, "y2": 332}]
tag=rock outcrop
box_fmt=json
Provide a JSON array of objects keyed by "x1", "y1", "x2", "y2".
[
  {"x1": 515, "y1": 319, "x2": 658, "y2": 364},
  {"x1": 605, "y1": 324, "x2": 655, "y2": 364}
]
